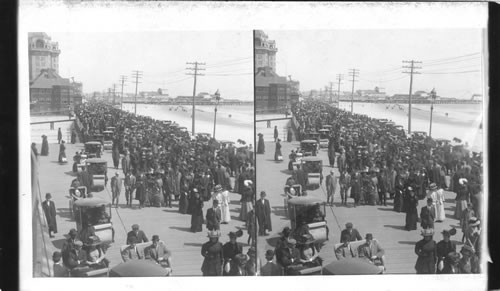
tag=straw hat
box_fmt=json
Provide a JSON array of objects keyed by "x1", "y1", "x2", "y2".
[
  {"x1": 207, "y1": 230, "x2": 221, "y2": 238},
  {"x1": 421, "y1": 228, "x2": 434, "y2": 237}
]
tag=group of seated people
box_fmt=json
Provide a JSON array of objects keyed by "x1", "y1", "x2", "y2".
[
  {"x1": 334, "y1": 223, "x2": 386, "y2": 272},
  {"x1": 120, "y1": 226, "x2": 173, "y2": 275},
  {"x1": 274, "y1": 227, "x2": 323, "y2": 275},
  {"x1": 53, "y1": 229, "x2": 110, "y2": 277}
]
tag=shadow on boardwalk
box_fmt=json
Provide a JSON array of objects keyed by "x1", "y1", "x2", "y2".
[
  {"x1": 384, "y1": 224, "x2": 407, "y2": 231},
  {"x1": 169, "y1": 226, "x2": 192, "y2": 233}
]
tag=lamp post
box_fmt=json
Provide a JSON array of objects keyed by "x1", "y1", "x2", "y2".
[
  {"x1": 213, "y1": 89, "x2": 221, "y2": 139},
  {"x1": 429, "y1": 88, "x2": 437, "y2": 137}
]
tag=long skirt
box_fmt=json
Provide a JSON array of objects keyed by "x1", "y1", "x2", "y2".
[
  {"x1": 179, "y1": 193, "x2": 189, "y2": 214},
  {"x1": 405, "y1": 209, "x2": 418, "y2": 230},
  {"x1": 436, "y1": 203, "x2": 446, "y2": 221},
  {"x1": 454, "y1": 200, "x2": 468, "y2": 220},
  {"x1": 191, "y1": 214, "x2": 203, "y2": 232},
  {"x1": 240, "y1": 202, "x2": 253, "y2": 221}
]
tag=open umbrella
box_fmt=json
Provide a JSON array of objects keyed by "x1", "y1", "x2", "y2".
[
  {"x1": 109, "y1": 260, "x2": 169, "y2": 277},
  {"x1": 322, "y1": 258, "x2": 383, "y2": 275}
]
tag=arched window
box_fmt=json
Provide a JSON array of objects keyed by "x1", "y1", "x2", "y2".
[{"x1": 35, "y1": 39, "x2": 44, "y2": 48}]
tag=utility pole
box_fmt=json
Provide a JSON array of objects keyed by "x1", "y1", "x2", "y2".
[
  {"x1": 119, "y1": 75, "x2": 127, "y2": 110},
  {"x1": 348, "y1": 69, "x2": 359, "y2": 113},
  {"x1": 329, "y1": 82, "x2": 334, "y2": 103},
  {"x1": 186, "y1": 61, "x2": 205, "y2": 136},
  {"x1": 131, "y1": 70, "x2": 143, "y2": 115},
  {"x1": 336, "y1": 74, "x2": 343, "y2": 104},
  {"x1": 402, "y1": 60, "x2": 422, "y2": 134},
  {"x1": 112, "y1": 83, "x2": 117, "y2": 105},
  {"x1": 108, "y1": 88, "x2": 111, "y2": 104}
]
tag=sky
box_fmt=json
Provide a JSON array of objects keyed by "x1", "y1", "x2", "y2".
[
  {"x1": 267, "y1": 29, "x2": 485, "y2": 99},
  {"x1": 47, "y1": 31, "x2": 253, "y2": 100}
]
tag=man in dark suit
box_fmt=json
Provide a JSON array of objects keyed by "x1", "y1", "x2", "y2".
[
  {"x1": 121, "y1": 237, "x2": 143, "y2": 262},
  {"x1": 255, "y1": 191, "x2": 272, "y2": 236},
  {"x1": 66, "y1": 240, "x2": 90, "y2": 277},
  {"x1": 420, "y1": 198, "x2": 436, "y2": 229},
  {"x1": 340, "y1": 222, "x2": 362, "y2": 242},
  {"x1": 357, "y1": 233, "x2": 385, "y2": 271},
  {"x1": 325, "y1": 170, "x2": 337, "y2": 206},
  {"x1": 42, "y1": 193, "x2": 57, "y2": 238},
  {"x1": 206, "y1": 199, "x2": 222, "y2": 231},
  {"x1": 276, "y1": 238, "x2": 301, "y2": 275},
  {"x1": 126, "y1": 224, "x2": 148, "y2": 245},
  {"x1": 293, "y1": 164, "x2": 308, "y2": 192},
  {"x1": 144, "y1": 235, "x2": 172, "y2": 274},
  {"x1": 260, "y1": 249, "x2": 282, "y2": 276},
  {"x1": 61, "y1": 228, "x2": 78, "y2": 266}
]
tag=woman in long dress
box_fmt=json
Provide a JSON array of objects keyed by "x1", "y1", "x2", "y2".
[
  {"x1": 190, "y1": 190, "x2": 204, "y2": 233},
  {"x1": 257, "y1": 133, "x2": 265, "y2": 154},
  {"x1": 274, "y1": 139, "x2": 282, "y2": 161},
  {"x1": 454, "y1": 178, "x2": 470, "y2": 219},
  {"x1": 219, "y1": 189, "x2": 231, "y2": 224},
  {"x1": 41, "y1": 135, "x2": 49, "y2": 156},
  {"x1": 58, "y1": 140, "x2": 67, "y2": 163},
  {"x1": 405, "y1": 188, "x2": 418, "y2": 231},
  {"x1": 434, "y1": 185, "x2": 446, "y2": 222}
]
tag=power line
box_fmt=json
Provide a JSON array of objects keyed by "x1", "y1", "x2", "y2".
[
  {"x1": 422, "y1": 70, "x2": 480, "y2": 75},
  {"x1": 360, "y1": 75, "x2": 407, "y2": 83},
  {"x1": 402, "y1": 60, "x2": 422, "y2": 134},
  {"x1": 204, "y1": 56, "x2": 252, "y2": 68},
  {"x1": 420, "y1": 63, "x2": 480, "y2": 73},
  {"x1": 423, "y1": 56, "x2": 480, "y2": 67},
  {"x1": 348, "y1": 69, "x2": 359, "y2": 113},
  {"x1": 131, "y1": 70, "x2": 143, "y2": 115},
  {"x1": 186, "y1": 61, "x2": 205, "y2": 135},
  {"x1": 420, "y1": 52, "x2": 480, "y2": 63},
  {"x1": 205, "y1": 72, "x2": 253, "y2": 76}
]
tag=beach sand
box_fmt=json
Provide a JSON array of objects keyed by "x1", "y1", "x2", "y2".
[{"x1": 122, "y1": 103, "x2": 254, "y2": 145}]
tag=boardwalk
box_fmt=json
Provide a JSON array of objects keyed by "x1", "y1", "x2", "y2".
[
  {"x1": 36, "y1": 141, "x2": 250, "y2": 276},
  {"x1": 255, "y1": 119, "x2": 466, "y2": 274}
]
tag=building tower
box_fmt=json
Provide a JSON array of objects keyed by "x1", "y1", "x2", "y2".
[
  {"x1": 28, "y1": 32, "x2": 60, "y2": 82},
  {"x1": 254, "y1": 30, "x2": 278, "y2": 73}
]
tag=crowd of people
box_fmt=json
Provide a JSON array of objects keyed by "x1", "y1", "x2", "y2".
[
  {"x1": 54, "y1": 101, "x2": 256, "y2": 276},
  {"x1": 75, "y1": 102, "x2": 255, "y2": 211},
  {"x1": 285, "y1": 100, "x2": 483, "y2": 274}
]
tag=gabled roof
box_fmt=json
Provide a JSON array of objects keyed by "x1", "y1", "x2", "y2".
[{"x1": 30, "y1": 69, "x2": 70, "y2": 89}]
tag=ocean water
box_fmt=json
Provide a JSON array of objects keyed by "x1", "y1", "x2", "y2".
[
  {"x1": 122, "y1": 103, "x2": 254, "y2": 145},
  {"x1": 338, "y1": 102, "x2": 483, "y2": 152}
]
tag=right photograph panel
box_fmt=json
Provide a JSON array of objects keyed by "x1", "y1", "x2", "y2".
[{"x1": 255, "y1": 29, "x2": 485, "y2": 275}]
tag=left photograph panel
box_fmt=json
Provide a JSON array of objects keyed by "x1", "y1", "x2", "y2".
[{"x1": 29, "y1": 31, "x2": 256, "y2": 277}]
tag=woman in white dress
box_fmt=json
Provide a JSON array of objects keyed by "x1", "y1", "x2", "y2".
[
  {"x1": 212, "y1": 184, "x2": 231, "y2": 224},
  {"x1": 428, "y1": 183, "x2": 446, "y2": 222},
  {"x1": 220, "y1": 189, "x2": 231, "y2": 224}
]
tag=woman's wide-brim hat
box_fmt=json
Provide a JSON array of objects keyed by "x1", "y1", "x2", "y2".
[
  {"x1": 459, "y1": 178, "x2": 468, "y2": 185},
  {"x1": 244, "y1": 180, "x2": 253, "y2": 187},
  {"x1": 229, "y1": 229, "x2": 243, "y2": 238},
  {"x1": 214, "y1": 184, "x2": 223, "y2": 192},
  {"x1": 297, "y1": 233, "x2": 316, "y2": 245},
  {"x1": 429, "y1": 183, "x2": 437, "y2": 190},
  {"x1": 207, "y1": 230, "x2": 221, "y2": 238},
  {"x1": 421, "y1": 228, "x2": 434, "y2": 236}
]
